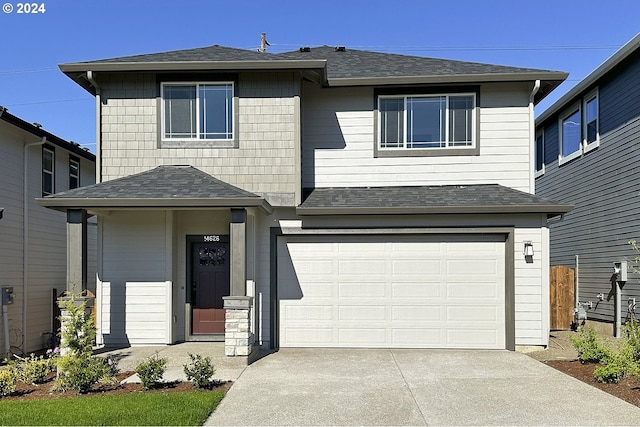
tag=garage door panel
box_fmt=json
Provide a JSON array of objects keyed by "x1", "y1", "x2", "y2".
[
  {"x1": 339, "y1": 259, "x2": 386, "y2": 275},
  {"x1": 338, "y1": 306, "x2": 386, "y2": 321},
  {"x1": 338, "y1": 328, "x2": 386, "y2": 345},
  {"x1": 284, "y1": 305, "x2": 333, "y2": 321},
  {"x1": 392, "y1": 259, "x2": 441, "y2": 275},
  {"x1": 278, "y1": 235, "x2": 505, "y2": 349},
  {"x1": 447, "y1": 305, "x2": 500, "y2": 322},
  {"x1": 446, "y1": 282, "x2": 499, "y2": 298},
  {"x1": 393, "y1": 329, "x2": 442, "y2": 346},
  {"x1": 392, "y1": 282, "x2": 441, "y2": 298},
  {"x1": 392, "y1": 306, "x2": 442, "y2": 321},
  {"x1": 339, "y1": 282, "x2": 386, "y2": 298}
]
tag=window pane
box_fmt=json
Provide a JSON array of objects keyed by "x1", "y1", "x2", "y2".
[
  {"x1": 43, "y1": 173, "x2": 53, "y2": 195},
  {"x1": 200, "y1": 84, "x2": 233, "y2": 139},
  {"x1": 379, "y1": 98, "x2": 404, "y2": 148},
  {"x1": 164, "y1": 85, "x2": 196, "y2": 139},
  {"x1": 562, "y1": 109, "x2": 581, "y2": 156},
  {"x1": 69, "y1": 160, "x2": 79, "y2": 189},
  {"x1": 407, "y1": 96, "x2": 445, "y2": 148},
  {"x1": 585, "y1": 96, "x2": 598, "y2": 143},
  {"x1": 535, "y1": 134, "x2": 544, "y2": 171},
  {"x1": 43, "y1": 149, "x2": 53, "y2": 172},
  {"x1": 449, "y1": 96, "x2": 473, "y2": 146}
]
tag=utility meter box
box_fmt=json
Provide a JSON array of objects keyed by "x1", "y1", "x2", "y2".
[
  {"x1": 614, "y1": 261, "x2": 628, "y2": 282},
  {"x1": 1, "y1": 287, "x2": 14, "y2": 305}
]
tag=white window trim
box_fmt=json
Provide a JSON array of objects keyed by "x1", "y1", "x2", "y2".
[
  {"x1": 378, "y1": 93, "x2": 476, "y2": 150},
  {"x1": 583, "y1": 88, "x2": 599, "y2": 153},
  {"x1": 558, "y1": 102, "x2": 583, "y2": 166},
  {"x1": 534, "y1": 129, "x2": 545, "y2": 178},
  {"x1": 161, "y1": 81, "x2": 234, "y2": 142}
]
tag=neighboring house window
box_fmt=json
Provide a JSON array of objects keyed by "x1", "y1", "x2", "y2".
[
  {"x1": 559, "y1": 106, "x2": 581, "y2": 164},
  {"x1": 583, "y1": 89, "x2": 599, "y2": 152},
  {"x1": 162, "y1": 82, "x2": 233, "y2": 141},
  {"x1": 42, "y1": 146, "x2": 54, "y2": 196},
  {"x1": 535, "y1": 130, "x2": 545, "y2": 177},
  {"x1": 558, "y1": 88, "x2": 599, "y2": 165},
  {"x1": 69, "y1": 156, "x2": 80, "y2": 189},
  {"x1": 378, "y1": 94, "x2": 475, "y2": 150}
]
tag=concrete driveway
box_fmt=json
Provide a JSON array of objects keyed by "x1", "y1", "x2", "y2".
[{"x1": 205, "y1": 348, "x2": 640, "y2": 426}]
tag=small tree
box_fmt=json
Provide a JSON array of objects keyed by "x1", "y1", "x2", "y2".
[{"x1": 58, "y1": 295, "x2": 95, "y2": 357}]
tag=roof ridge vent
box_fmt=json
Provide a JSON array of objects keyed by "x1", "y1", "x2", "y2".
[
  {"x1": 299, "y1": 47, "x2": 311, "y2": 52},
  {"x1": 335, "y1": 46, "x2": 346, "y2": 52}
]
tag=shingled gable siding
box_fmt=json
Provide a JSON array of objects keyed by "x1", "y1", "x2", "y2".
[
  {"x1": 302, "y1": 81, "x2": 533, "y2": 193},
  {"x1": 99, "y1": 72, "x2": 298, "y2": 205}
]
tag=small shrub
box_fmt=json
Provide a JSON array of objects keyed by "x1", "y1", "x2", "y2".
[
  {"x1": 624, "y1": 319, "x2": 640, "y2": 362},
  {"x1": 20, "y1": 353, "x2": 56, "y2": 384},
  {"x1": 594, "y1": 342, "x2": 639, "y2": 383},
  {"x1": 54, "y1": 355, "x2": 113, "y2": 394},
  {"x1": 58, "y1": 295, "x2": 95, "y2": 357},
  {"x1": 135, "y1": 353, "x2": 167, "y2": 391},
  {"x1": 571, "y1": 327, "x2": 611, "y2": 363},
  {"x1": 0, "y1": 367, "x2": 17, "y2": 397},
  {"x1": 183, "y1": 353, "x2": 216, "y2": 389}
]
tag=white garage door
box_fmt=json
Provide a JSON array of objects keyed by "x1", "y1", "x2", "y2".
[{"x1": 278, "y1": 235, "x2": 505, "y2": 349}]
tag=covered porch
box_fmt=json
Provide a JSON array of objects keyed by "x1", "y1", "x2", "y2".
[{"x1": 37, "y1": 165, "x2": 272, "y2": 361}]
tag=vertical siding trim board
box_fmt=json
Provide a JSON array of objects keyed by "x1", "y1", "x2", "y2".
[{"x1": 270, "y1": 226, "x2": 516, "y2": 350}]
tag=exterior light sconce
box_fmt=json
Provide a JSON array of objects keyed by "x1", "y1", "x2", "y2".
[{"x1": 523, "y1": 241, "x2": 534, "y2": 257}]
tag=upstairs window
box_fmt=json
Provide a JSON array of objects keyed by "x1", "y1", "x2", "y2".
[
  {"x1": 584, "y1": 90, "x2": 599, "y2": 149},
  {"x1": 69, "y1": 156, "x2": 80, "y2": 189},
  {"x1": 558, "y1": 89, "x2": 599, "y2": 165},
  {"x1": 42, "y1": 146, "x2": 54, "y2": 196},
  {"x1": 379, "y1": 93, "x2": 475, "y2": 150},
  {"x1": 162, "y1": 82, "x2": 233, "y2": 141},
  {"x1": 535, "y1": 130, "x2": 545, "y2": 176}
]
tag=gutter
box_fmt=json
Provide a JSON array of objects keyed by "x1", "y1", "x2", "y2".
[
  {"x1": 529, "y1": 80, "x2": 541, "y2": 194},
  {"x1": 86, "y1": 71, "x2": 101, "y2": 183},
  {"x1": 23, "y1": 136, "x2": 46, "y2": 352}
]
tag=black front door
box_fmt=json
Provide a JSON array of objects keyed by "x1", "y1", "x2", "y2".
[{"x1": 191, "y1": 240, "x2": 230, "y2": 334}]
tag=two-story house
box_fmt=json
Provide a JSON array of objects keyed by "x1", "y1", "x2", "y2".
[
  {"x1": 39, "y1": 44, "x2": 571, "y2": 356},
  {"x1": 535, "y1": 34, "x2": 640, "y2": 332},
  {"x1": 0, "y1": 107, "x2": 95, "y2": 355}
]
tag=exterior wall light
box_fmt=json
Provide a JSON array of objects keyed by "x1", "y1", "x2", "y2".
[{"x1": 523, "y1": 241, "x2": 534, "y2": 257}]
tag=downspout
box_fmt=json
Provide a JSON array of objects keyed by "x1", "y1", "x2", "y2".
[
  {"x1": 23, "y1": 136, "x2": 46, "y2": 352},
  {"x1": 86, "y1": 71, "x2": 101, "y2": 183},
  {"x1": 529, "y1": 80, "x2": 541, "y2": 195}
]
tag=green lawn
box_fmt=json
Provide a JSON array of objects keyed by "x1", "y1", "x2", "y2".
[{"x1": 0, "y1": 390, "x2": 225, "y2": 426}]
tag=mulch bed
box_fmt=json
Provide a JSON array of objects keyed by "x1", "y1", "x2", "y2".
[
  {"x1": 2, "y1": 371, "x2": 231, "y2": 401},
  {"x1": 546, "y1": 359, "x2": 640, "y2": 407}
]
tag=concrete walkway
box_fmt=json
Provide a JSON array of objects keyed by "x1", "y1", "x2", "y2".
[{"x1": 205, "y1": 348, "x2": 640, "y2": 426}]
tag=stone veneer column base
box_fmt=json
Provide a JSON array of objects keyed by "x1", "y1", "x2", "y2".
[{"x1": 223, "y1": 296, "x2": 254, "y2": 357}]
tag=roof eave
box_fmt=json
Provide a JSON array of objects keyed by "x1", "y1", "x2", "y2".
[
  {"x1": 37, "y1": 197, "x2": 274, "y2": 214},
  {"x1": 328, "y1": 71, "x2": 567, "y2": 87},
  {"x1": 296, "y1": 204, "x2": 573, "y2": 216},
  {"x1": 59, "y1": 59, "x2": 327, "y2": 73},
  {"x1": 537, "y1": 33, "x2": 640, "y2": 124}
]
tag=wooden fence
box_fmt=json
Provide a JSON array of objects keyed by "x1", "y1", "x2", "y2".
[{"x1": 550, "y1": 265, "x2": 575, "y2": 330}]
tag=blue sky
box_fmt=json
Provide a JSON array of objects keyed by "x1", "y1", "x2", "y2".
[{"x1": 1, "y1": 0, "x2": 638, "y2": 153}]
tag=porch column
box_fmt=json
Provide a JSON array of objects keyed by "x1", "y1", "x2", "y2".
[
  {"x1": 66, "y1": 209, "x2": 87, "y2": 293},
  {"x1": 230, "y1": 208, "x2": 246, "y2": 296}
]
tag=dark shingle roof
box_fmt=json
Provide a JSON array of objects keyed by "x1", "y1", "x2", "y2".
[
  {"x1": 298, "y1": 184, "x2": 572, "y2": 217},
  {"x1": 37, "y1": 165, "x2": 272, "y2": 213},
  {"x1": 60, "y1": 44, "x2": 567, "y2": 102},
  {"x1": 86, "y1": 45, "x2": 277, "y2": 64},
  {"x1": 276, "y1": 46, "x2": 555, "y2": 80}
]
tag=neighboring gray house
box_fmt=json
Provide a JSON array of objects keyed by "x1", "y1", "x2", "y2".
[
  {"x1": 0, "y1": 107, "x2": 96, "y2": 354},
  {"x1": 39, "y1": 43, "x2": 571, "y2": 356},
  {"x1": 535, "y1": 33, "x2": 640, "y2": 328}
]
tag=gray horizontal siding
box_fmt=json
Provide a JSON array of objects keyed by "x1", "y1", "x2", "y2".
[{"x1": 537, "y1": 123, "x2": 640, "y2": 321}]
